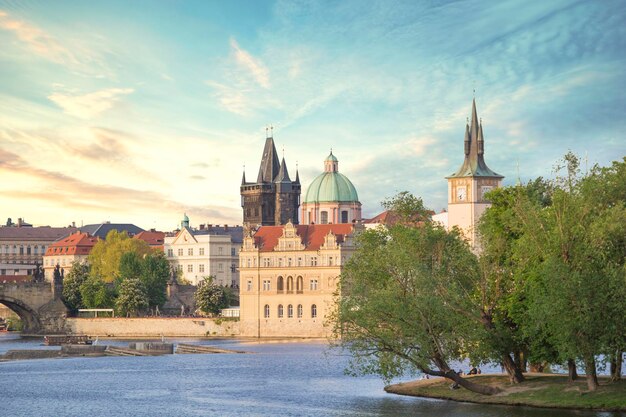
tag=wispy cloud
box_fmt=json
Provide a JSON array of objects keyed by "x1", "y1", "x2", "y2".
[
  {"x1": 48, "y1": 87, "x2": 134, "y2": 119},
  {"x1": 230, "y1": 38, "x2": 270, "y2": 88}
]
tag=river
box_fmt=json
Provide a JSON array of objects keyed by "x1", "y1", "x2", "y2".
[{"x1": 0, "y1": 333, "x2": 623, "y2": 417}]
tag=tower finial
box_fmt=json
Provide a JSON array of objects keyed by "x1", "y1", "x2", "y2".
[
  {"x1": 265, "y1": 126, "x2": 269, "y2": 138},
  {"x1": 270, "y1": 125, "x2": 274, "y2": 137}
]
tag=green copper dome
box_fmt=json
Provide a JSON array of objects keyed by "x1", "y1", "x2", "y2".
[{"x1": 304, "y1": 172, "x2": 359, "y2": 203}]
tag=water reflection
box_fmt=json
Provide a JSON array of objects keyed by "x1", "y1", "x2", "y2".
[{"x1": 0, "y1": 333, "x2": 623, "y2": 417}]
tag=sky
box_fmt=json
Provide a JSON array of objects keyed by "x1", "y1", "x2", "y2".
[{"x1": 0, "y1": 0, "x2": 624, "y2": 231}]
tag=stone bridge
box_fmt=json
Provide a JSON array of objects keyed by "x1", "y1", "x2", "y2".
[{"x1": 0, "y1": 281, "x2": 68, "y2": 334}]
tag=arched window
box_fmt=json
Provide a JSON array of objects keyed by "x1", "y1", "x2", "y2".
[
  {"x1": 297, "y1": 304, "x2": 303, "y2": 318},
  {"x1": 278, "y1": 304, "x2": 284, "y2": 318},
  {"x1": 311, "y1": 304, "x2": 317, "y2": 318},
  {"x1": 277, "y1": 276, "x2": 284, "y2": 291},
  {"x1": 287, "y1": 276, "x2": 293, "y2": 292},
  {"x1": 287, "y1": 304, "x2": 293, "y2": 318},
  {"x1": 320, "y1": 211, "x2": 328, "y2": 224},
  {"x1": 264, "y1": 305, "x2": 270, "y2": 318},
  {"x1": 296, "y1": 276, "x2": 303, "y2": 292}
]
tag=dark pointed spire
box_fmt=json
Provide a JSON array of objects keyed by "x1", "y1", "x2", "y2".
[
  {"x1": 256, "y1": 136, "x2": 280, "y2": 183},
  {"x1": 275, "y1": 157, "x2": 291, "y2": 183},
  {"x1": 447, "y1": 98, "x2": 503, "y2": 179},
  {"x1": 241, "y1": 168, "x2": 247, "y2": 185},
  {"x1": 294, "y1": 165, "x2": 300, "y2": 185}
]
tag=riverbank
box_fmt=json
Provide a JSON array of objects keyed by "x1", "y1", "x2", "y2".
[{"x1": 385, "y1": 374, "x2": 626, "y2": 411}]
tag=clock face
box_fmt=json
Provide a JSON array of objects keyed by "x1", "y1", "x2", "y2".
[{"x1": 457, "y1": 186, "x2": 467, "y2": 201}]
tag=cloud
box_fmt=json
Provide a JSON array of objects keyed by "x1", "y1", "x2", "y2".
[
  {"x1": 48, "y1": 88, "x2": 134, "y2": 119},
  {"x1": 189, "y1": 175, "x2": 206, "y2": 180},
  {"x1": 230, "y1": 38, "x2": 270, "y2": 88}
]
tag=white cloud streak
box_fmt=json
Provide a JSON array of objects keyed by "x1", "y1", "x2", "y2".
[{"x1": 48, "y1": 88, "x2": 134, "y2": 119}]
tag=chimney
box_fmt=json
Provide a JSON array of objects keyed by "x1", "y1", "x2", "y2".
[
  {"x1": 224, "y1": 224, "x2": 229, "y2": 231},
  {"x1": 150, "y1": 228, "x2": 156, "y2": 232},
  {"x1": 200, "y1": 224, "x2": 205, "y2": 230},
  {"x1": 18, "y1": 218, "x2": 23, "y2": 227},
  {"x1": 72, "y1": 221, "x2": 76, "y2": 228}
]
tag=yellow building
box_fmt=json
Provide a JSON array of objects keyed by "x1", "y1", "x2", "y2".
[{"x1": 239, "y1": 221, "x2": 357, "y2": 338}]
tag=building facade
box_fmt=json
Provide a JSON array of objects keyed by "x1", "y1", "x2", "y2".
[
  {"x1": 240, "y1": 135, "x2": 301, "y2": 226},
  {"x1": 444, "y1": 99, "x2": 504, "y2": 248},
  {"x1": 164, "y1": 219, "x2": 243, "y2": 287},
  {"x1": 301, "y1": 151, "x2": 362, "y2": 225},
  {"x1": 238, "y1": 221, "x2": 357, "y2": 338},
  {"x1": 43, "y1": 232, "x2": 99, "y2": 280}
]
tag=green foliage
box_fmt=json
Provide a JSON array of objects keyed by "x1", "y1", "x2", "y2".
[
  {"x1": 140, "y1": 251, "x2": 170, "y2": 308},
  {"x1": 119, "y1": 251, "x2": 143, "y2": 281},
  {"x1": 115, "y1": 278, "x2": 149, "y2": 317},
  {"x1": 62, "y1": 261, "x2": 90, "y2": 313},
  {"x1": 381, "y1": 191, "x2": 431, "y2": 225},
  {"x1": 80, "y1": 274, "x2": 115, "y2": 308},
  {"x1": 88, "y1": 230, "x2": 151, "y2": 283},
  {"x1": 194, "y1": 277, "x2": 230, "y2": 316}
]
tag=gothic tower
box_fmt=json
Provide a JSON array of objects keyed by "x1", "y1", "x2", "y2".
[
  {"x1": 446, "y1": 99, "x2": 503, "y2": 248},
  {"x1": 240, "y1": 134, "x2": 300, "y2": 226}
]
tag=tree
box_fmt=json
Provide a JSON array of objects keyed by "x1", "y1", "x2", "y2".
[
  {"x1": 80, "y1": 274, "x2": 115, "y2": 309},
  {"x1": 332, "y1": 222, "x2": 500, "y2": 395},
  {"x1": 119, "y1": 251, "x2": 143, "y2": 281},
  {"x1": 381, "y1": 191, "x2": 431, "y2": 225},
  {"x1": 140, "y1": 251, "x2": 170, "y2": 308},
  {"x1": 88, "y1": 230, "x2": 151, "y2": 283},
  {"x1": 195, "y1": 277, "x2": 229, "y2": 316},
  {"x1": 115, "y1": 278, "x2": 149, "y2": 317},
  {"x1": 62, "y1": 261, "x2": 90, "y2": 313}
]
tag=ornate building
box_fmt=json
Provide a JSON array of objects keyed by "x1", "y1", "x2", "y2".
[
  {"x1": 240, "y1": 135, "x2": 300, "y2": 226},
  {"x1": 443, "y1": 98, "x2": 504, "y2": 248},
  {"x1": 43, "y1": 232, "x2": 99, "y2": 281},
  {"x1": 238, "y1": 221, "x2": 358, "y2": 337},
  {"x1": 301, "y1": 151, "x2": 361, "y2": 224}
]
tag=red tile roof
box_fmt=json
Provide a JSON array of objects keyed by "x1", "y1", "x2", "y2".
[
  {"x1": 134, "y1": 231, "x2": 165, "y2": 247},
  {"x1": 253, "y1": 224, "x2": 354, "y2": 252},
  {"x1": 44, "y1": 232, "x2": 99, "y2": 256}
]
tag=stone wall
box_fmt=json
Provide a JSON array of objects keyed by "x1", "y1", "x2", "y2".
[{"x1": 65, "y1": 317, "x2": 240, "y2": 338}]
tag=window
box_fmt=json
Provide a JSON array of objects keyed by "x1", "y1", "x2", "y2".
[
  {"x1": 26, "y1": 246, "x2": 31, "y2": 255},
  {"x1": 231, "y1": 263, "x2": 236, "y2": 272},
  {"x1": 311, "y1": 304, "x2": 317, "y2": 318},
  {"x1": 199, "y1": 264, "x2": 205, "y2": 273},
  {"x1": 277, "y1": 276, "x2": 284, "y2": 291},
  {"x1": 231, "y1": 247, "x2": 236, "y2": 256},
  {"x1": 297, "y1": 304, "x2": 303, "y2": 318},
  {"x1": 188, "y1": 248, "x2": 193, "y2": 256},
  {"x1": 247, "y1": 258, "x2": 251, "y2": 268},
  {"x1": 34, "y1": 245, "x2": 38, "y2": 255},
  {"x1": 287, "y1": 276, "x2": 293, "y2": 292},
  {"x1": 177, "y1": 264, "x2": 182, "y2": 271},
  {"x1": 287, "y1": 257, "x2": 292, "y2": 267},
  {"x1": 167, "y1": 249, "x2": 173, "y2": 257},
  {"x1": 278, "y1": 304, "x2": 284, "y2": 318},
  {"x1": 287, "y1": 304, "x2": 293, "y2": 318},
  {"x1": 296, "y1": 276, "x2": 303, "y2": 292},
  {"x1": 263, "y1": 257, "x2": 270, "y2": 267},
  {"x1": 178, "y1": 248, "x2": 183, "y2": 256},
  {"x1": 187, "y1": 264, "x2": 193, "y2": 272},
  {"x1": 218, "y1": 263, "x2": 223, "y2": 272},
  {"x1": 19, "y1": 246, "x2": 24, "y2": 255},
  {"x1": 263, "y1": 280, "x2": 271, "y2": 291},
  {"x1": 247, "y1": 280, "x2": 252, "y2": 291},
  {"x1": 278, "y1": 258, "x2": 283, "y2": 267},
  {"x1": 341, "y1": 210, "x2": 348, "y2": 223},
  {"x1": 310, "y1": 279, "x2": 318, "y2": 290},
  {"x1": 218, "y1": 247, "x2": 223, "y2": 255},
  {"x1": 328, "y1": 256, "x2": 333, "y2": 266},
  {"x1": 320, "y1": 211, "x2": 328, "y2": 224},
  {"x1": 264, "y1": 304, "x2": 270, "y2": 318},
  {"x1": 297, "y1": 257, "x2": 302, "y2": 266},
  {"x1": 311, "y1": 257, "x2": 317, "y2": 266},
  {"x1": 199, "y1": 247, "x2": 205, "y2": 256}
]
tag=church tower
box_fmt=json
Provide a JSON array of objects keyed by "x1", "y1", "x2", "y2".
[
  {"x1": 240, "y1": 133, "x2": 300, "y2": 226},
  {"x1": 446, "y1": 99, "x2": 503, "y2": 248}
]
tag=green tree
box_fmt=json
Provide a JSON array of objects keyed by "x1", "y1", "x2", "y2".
[
  {"x1": 62, "y1": 261, "x2": 90, "y2": 313},
  {"x1": 381, "y1": 191, "x2": 431, "y2": 225},
  {"x1": 194, "y1": 277, "x2": 229, "y2": 316},
  {"x1": 332, "y1": 222, "x2": 500, "y2": 395},
  {"x1": 88, "y1": 230, "x2": 151, "y2": 283},
  {"x1": 119, "y1": 251, "x2": 143, "y2": 281},
  {"x1": 140, "y1": 251, "x2": 170, "y2": 308},
  {"x1": 80, "y1": 274, "x2": 115, "y2": 308},
  {"x1": 115, "y1": 278, "x2": 149, "y2": 317}
]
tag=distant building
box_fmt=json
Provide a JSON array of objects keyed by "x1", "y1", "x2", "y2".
[
  {"x1": 164, "y1": 216, "x2": 243, "y2": 286},
  {"x1": 0, "y1": 224, "x2": 77, "y2": 273},
  {"x1": 134, "y1": 230, "x2": 165, "y2": 250},
  {"x1": 43, "y1": 232, "x2": 99, "y2": 281},
  {"x1": 444, "y1": 99, "x2": 504, "y2": 248},
  {"x1": 80, "y1": 222, "x2": 144, "y2": 239},
  {"x1": 240, "y1": 134, "x2": 301, "y2": 226},
  {"x1": 301, "y1": 151, "x2": 362, "y2": 225},
  {"x1": 239, "y1": 221, "x2": 358, "y2": 338}
]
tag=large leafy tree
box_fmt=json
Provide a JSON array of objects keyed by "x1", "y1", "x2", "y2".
[
  {"x1": 88, "y1": 230, "x2": 151, "y2": 283},
  {"x1": 115, "y1": 278, "x2": 149, "y2": 317},
  {"x1": 80, "y1": 274, "x2": 115, "y2": 309},
  {"x1": 195, "y1": 277, "x2": 230, "y2": 316},
  {"x1": 62, "y1": 261, "x2": 90, "y2": 313},
  {"x1": 140, "y1": 251, "x2": 170, "y2": 308}
]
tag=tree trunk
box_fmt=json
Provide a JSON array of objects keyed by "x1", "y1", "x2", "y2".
[
  {"x1": 567, "y1": 358, "x2": 578, "y2": 382},
  {"x1": 502, "y1": 353, "x2": 525, "y2": 383},
  {"x1": 610, "y1": 351, "x2": 623, "y2": 382},
  {"x1": 514, "y1": 351, "x2": 527, "y2": 372},
  {"x1": 583, "y1": 356, "x2": 599, "y2": 391},
  {"x1": 529, "y1": 362, "x2": 545, "y2": 373},
  {"x1": 424, "y1": 355, "x2": 500, "y2": 395}
]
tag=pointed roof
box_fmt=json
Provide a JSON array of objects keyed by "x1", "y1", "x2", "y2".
[
  {"x1": 447, "y1": 99, "x2": 503, "y2": 179},
  {"x1": 275, "y1": 157, "x2": 291, "y2": 183},
  {"x1": 294, "y1": 168, "x2": 300, "y2": 185},
  {"x1": 241, "y1": 170, "x2": 247, "y2": 185},
  {"x1": 256, "y1": 137, "x2": 281, "y2": 183}
]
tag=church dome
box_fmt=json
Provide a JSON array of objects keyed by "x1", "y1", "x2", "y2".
[{"x1": 303, "y1": 152, "x2": 359, "y2": 203}]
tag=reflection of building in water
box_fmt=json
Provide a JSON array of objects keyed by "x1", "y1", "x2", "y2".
[
  {"x1": 239, "y1": 221, "x2": 358, "y2": 338},
  {"x1": 301, "y1": 151, "x2": 361, "y2": 225}
]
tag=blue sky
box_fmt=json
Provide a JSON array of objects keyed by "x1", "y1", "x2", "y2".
[{"x1": 0, "y1": 0, "x2": 624, "y2": 230}]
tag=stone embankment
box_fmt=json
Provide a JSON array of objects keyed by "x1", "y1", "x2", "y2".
[{"x1": 64, "y1": 317, "x2": 240, "y2": 338}]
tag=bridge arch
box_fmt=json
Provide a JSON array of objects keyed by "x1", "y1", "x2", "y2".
[{"x1": 0, "y1": 296, "x2": 42, "y2": 333}]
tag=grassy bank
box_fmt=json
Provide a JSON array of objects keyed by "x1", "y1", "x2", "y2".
[{"x1": 385, "y1": 374, "x2": 626, "y2": 411}]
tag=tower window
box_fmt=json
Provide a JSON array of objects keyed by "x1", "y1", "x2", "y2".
[
  {"x1": 320, "y1": 211, "x2": 328, "y2": 224},
  {"x1": 341, "y1": 211, "x2": 348, "y2": 223}
]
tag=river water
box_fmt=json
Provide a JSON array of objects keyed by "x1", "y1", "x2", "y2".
[{"x1": 0, "y1": 333, "x2": 623, "y2": 417}]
